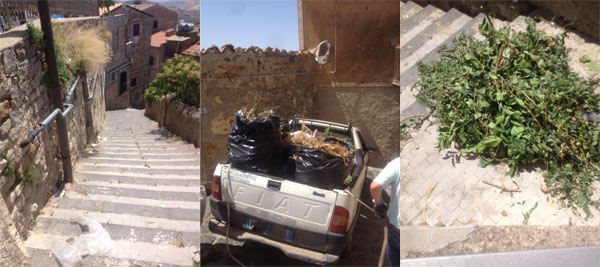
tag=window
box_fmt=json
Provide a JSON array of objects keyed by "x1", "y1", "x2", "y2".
[
  {"x1": 133, "y1": 23, "x2": 140, "y2": 36},
  {"x1": 149, "y1": 56, "x2": 154, "y2": 66},
  {"x1": 153, "y1": 20, "x2": 158, "y2": 29},
  {"x1": 131, "y1": 78, "x2": 137, "y2": 88},
  {"x1": 119, "y1": 72, "x2": 127, "y2": 95}
]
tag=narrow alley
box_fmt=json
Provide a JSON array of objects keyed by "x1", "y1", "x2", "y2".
[{"x1": 24, "y1": 109, "x2": 201, "y2": 266}]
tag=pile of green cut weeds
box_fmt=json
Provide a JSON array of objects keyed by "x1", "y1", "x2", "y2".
[{"x1": 416, "y1": 16, "x2": 600, "y2": 218}]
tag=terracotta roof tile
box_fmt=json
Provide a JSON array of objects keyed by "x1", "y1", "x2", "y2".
[{"x1": 151, "y1": 31, "x2": 168, "y2": 47}]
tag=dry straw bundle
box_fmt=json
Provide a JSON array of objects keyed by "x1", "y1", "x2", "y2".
[{"x1": 290, "y1": 124, "x2": 351, "y2": 160}]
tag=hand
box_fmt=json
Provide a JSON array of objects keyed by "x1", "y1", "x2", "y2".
[{"x1": 373, "y1": 201, "x2": 388, "y2": 219}]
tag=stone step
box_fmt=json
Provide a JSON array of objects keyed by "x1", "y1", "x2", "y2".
[
  {"x1": 33, "y1": 217, "x2": 200, "y2": 248},
  {"x1": 39, "y1": 207, "x2": 200, "y2": 233},
  {"x1": 83, "y1": 158, "x2": 200, "y2": 167},
  {"x1": 98, "y1": 146, "x2": 198, "y2": 152},
  {"x1": 75, "y1": 172, "x2": 199, "y2": 187},
  {"x1": 400, "y1": 5, "x2": 445, "y2": 47},
  {"x1": 75, "y1": 170, "x2": 199, "y2": 180},
  {"x1": 65, "y1": 190, "x2": 201, "y2": 210},
  {"x1": 76, "y1": 164, "x2": 200, "y2": 176},
  {"x1": 29, "y1": 248, "x2": 189, "y2": 267},
  {"x1": 48, "y1": 196, "x2": 201, "y2": 222},
  {"x1": 97, "y1": 143, "x2": 196, "y2": 149},
  {"x1": 400, "y1": 1, "x2": 422, "y2": 21},
  {"x1": 400, "y1": 8, "x2": 472, "y2": 69},
  {"x1": 26, "y1": 235, "x2": 197, "y2": 266},
  {"x1": 69, "y1": 183, "x2": 200, "y2": 202},
  {"x1": 400, "y1": 13, "x2": 488, "y2": 121}
]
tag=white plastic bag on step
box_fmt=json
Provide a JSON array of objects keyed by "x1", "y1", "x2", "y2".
[{"x1": 52, "y1": 217, "x2": 113, "y2": 267}]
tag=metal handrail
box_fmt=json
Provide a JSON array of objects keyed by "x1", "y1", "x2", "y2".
[
  {"x1": 64, "y1": 75, "x2": 80, "y2": 104},
  {"x1": 21, "y1": 74, "x2": 81, "y2": 147},
  {"x1": 88, "y1": 68, "x2": 98, "y2": 100}
]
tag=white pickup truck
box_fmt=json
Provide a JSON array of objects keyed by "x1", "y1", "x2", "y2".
[{"x1": 209, "y1": 118, "x2": 370, "y2": 265}]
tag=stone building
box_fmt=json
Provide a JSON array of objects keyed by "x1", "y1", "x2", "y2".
[
  {"x1": 127, "y1": 2, "x2": 178, "y2": 34},
  {"x1": 101, "y1": 4, "x2": 153, "y2": 109}
]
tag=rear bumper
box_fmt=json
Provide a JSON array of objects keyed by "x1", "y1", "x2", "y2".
[
  {"x1": 209, "y1": 197, "x2": 349, "y2": 264},
  {"x1": 209, "y1": 218, "x2": 340, "y2": 265}
]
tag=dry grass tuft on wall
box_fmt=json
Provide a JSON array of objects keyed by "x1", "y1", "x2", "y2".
[{"x1": 53, "y1": 22, "x2": 112, "y2": 73}]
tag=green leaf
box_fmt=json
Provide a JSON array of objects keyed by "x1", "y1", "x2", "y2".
[
  {"x1": 579, "y1": 55, "x2": 591, "y2": 63},
  {"x1": 511, "y1": 126, "x2": 525, "y2": 136},
  {"x1": 477, "y1": 136, "x2": 502, "y2": 151},
  {"x1": 587, "y1": 61, "x2": 600, "y2": 71}
]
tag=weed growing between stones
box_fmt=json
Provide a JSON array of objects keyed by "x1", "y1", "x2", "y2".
[
  {"x1": 2, "y1": 158, "x2": 14, "y2": 176},
  {"x1": 21, "y1": 169, "x2": 36, "y2": 186},
  {"x1": 416, "y1": 15, "x2": 600, "y2": 219}
]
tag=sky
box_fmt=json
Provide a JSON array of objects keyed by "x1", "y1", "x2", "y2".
[{"x1": 200, "y1": 0, "x2": 300, "y2": 51}]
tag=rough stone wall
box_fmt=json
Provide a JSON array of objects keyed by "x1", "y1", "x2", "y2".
[
  {"x1": 0, "y1": 19, "x2": 106, "y2": 260},
  {"x1": 104, "y1": 14, "x2": 131, "y2": 111},
  {"x1": 145, "y1": 4, "x2": 178, "y2": 32},
  {"x1": 144, "y1": 94, "x2": 199, "y2": 147},
  {"x1": 0, "y1": 198, "x2": 31, "y2": 266},
  {"x1": 127, "y1": 9, "x2": 153, "y2": 109},
  {"x1": 200, "y1": 46, "x2": 318, "y2": 184}
]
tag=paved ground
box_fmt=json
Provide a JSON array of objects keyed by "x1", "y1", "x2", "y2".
[
  {"x1": 24, "y1": 109, "x2": 201, "y2": 266},
  {"x1": 200, "y1": 168, "x2": 392, "y2": 267}
]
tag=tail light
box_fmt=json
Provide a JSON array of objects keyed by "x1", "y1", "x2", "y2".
[
  {"x1": 212, "y1": 175, "x2": 222, "y2": 200},
  {"x1": 329, "y1": 206, "x2": 349, "y2": 234}
]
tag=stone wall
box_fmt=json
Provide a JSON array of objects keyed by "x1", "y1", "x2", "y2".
[
  {"x1": 0, "y1": 19, "x2": 105, "y2": 260},
  {"x1": 200, "y1": 46, "x2": 319, "y2": 184},
  {"x1": 144, "y1": 94, "x2": 200, "y2": 146}
]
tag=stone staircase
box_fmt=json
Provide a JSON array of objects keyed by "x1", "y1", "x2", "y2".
[
  {"x1": 399, "y1": 1, "x2": 600, "y2": 122},
  {"x1": 24, "y1": 109, "x2": 201, "y2": 266}
]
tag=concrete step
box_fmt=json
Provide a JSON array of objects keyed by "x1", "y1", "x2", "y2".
[
  {"x1": 400, "y1": 1, "x2": 422, "y2": 22},
  {"x1": 400, "y1": 5, "x2": 445, "y2": 47},
  {"x1": 69, "y1": 183, "x2": 200, "y2": 202},
  {"x1": 399, "y1": 9, "x2": 474, "y2": 121},
  {"x1": 400, "y1": 8, "x2": 472, "y2": 72},
  {"x1": 26, "y1": 235, "x2": 197, "y2": 266},
  {"x1": 75, "y1": 172, "x2": 199, "y2": 187},
  {"x1": 83, "y1": 152, "x2": 200, "y2": 160},
  {"x1": 48, "y1": 196, "x2": 201, "y2": 222},
  {"x1": 29, "y1": 248, "x2": 189, "y2": 267},
  {"x1": 76, "y1": 164, "x2": 200, "y2": 176},
  {"x1": 83, "y1": 157, "x2": 199, "y2": 166},
  {"x1": 33, "y1": 217, "x2": 200, "y2": 248}
]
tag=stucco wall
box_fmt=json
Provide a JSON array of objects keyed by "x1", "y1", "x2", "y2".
[
  {"x1": 299, "y1": 0, "x2": 400, "y2": 85},
  {"x1": 317, "y1": 86, "x2": 400, "y2": 167},
  {"x1": 0, "y1": 19, "x2": 105, "y2": 261},
  {"x1": 200, "y1": 46, "x2": 318, "y2": 184}
]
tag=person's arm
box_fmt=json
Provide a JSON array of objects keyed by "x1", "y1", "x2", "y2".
[{"x1": 370, "y1": 181, "x2": 384, "y2": 205}]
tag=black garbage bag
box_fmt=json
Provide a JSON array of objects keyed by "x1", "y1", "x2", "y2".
[
  {"x1": 227, "y1": 110, "x2": 285, "y2": 174},
  {"x1": 295, "y1": 147, "x2": 350, "y2": 190}
]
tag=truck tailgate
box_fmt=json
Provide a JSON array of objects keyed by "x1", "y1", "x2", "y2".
[{"x1": 222, "y1": 167, "x2": 337, "y2": 234}]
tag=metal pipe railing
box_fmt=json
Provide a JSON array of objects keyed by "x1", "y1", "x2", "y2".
[
  {"x1": 20, "y1": 103, "x2": 73, "y2": 147},
  {"x1": 64, "y1": 75, "x2": 80, "y2": 104},
  {"x1": 88, "y1": 68, "x2": 98, "y2": 100},
  {"x1": 20, "y1": 71, "x2": 81, "y2": 147}
]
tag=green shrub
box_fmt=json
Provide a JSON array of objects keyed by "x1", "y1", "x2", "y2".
[
  {"x1": 145, "y1": 56, "x2": 200, "y2": 107},
  {"x1": 416, "y1": 16, "x2": 600, "y2": 218},
  {"x1": 25, "y1": 23, "x2": 44, "y2": 50}
]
